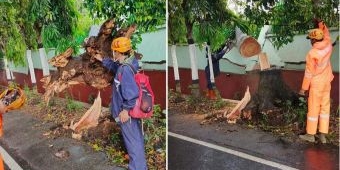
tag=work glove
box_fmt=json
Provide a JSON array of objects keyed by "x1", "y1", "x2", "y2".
[
  {"x1": 298, "y1": 89, "x2": 306, "y2": 96},
  {"x1": 313, "y1": 18, "x2": 323, "y2": 28}
]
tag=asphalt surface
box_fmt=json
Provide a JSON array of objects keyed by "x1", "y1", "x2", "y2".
[
  {"x1": 1, "y1": 108, "x2": 338, "y2": 170},
  {"x1": 168, "y1": 112, "x2": 339, "y2": 170},
  {"x1": 169, "y1": 136, "x2": 280, "y2": 170},
  {"x1": 0, "y1": 110, "x2": 124, "y2": 170}
]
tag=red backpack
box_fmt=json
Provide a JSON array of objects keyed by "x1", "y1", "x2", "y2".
[{"x1": 122, "y1": 64, "x2": 154, "y2": 119}]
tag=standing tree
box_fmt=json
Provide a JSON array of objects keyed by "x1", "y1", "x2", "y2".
[
  {"x1": 168, "y1": 0, "x2": 252, "y2": 97},
  {"x1": 0, "y1": 0, "x2": 81, "y2": 66},
  {"x1": 191, "y1": 7, "x2": 252, "y2": 98},
  {"x1": 168, "y1": 0, "x2": 227, "y2": 97},
  {"x1": 0, "y1": 0, "x2": 31, "y2": 65},
  {"x1": 168, "y1": 0, "x2": 186, "y2": 93}
]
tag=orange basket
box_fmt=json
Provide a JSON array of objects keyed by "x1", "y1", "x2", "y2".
[{"x1": 0, "y1": 87, "x2": 26, "y2": 110}]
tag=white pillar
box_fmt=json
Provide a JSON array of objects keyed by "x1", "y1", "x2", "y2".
[
  {"x1": 3, "y1": 58, "x2": 13, "y2": 80},
  {"x1": 26, "y1": 50, "x2": 37, "y2": 84},
  {"x1": 39, "y1": 48, "x2": 50, "y2": 76},
  {"x1": 207, "y1": 45, "x2": 215, "y2": 84},
  {"x1": 188, "y1": 44, "x2": 198, "y2": 81},
  {"x1": 257, "y1": 25, "x2": 270, "y2": 47},
  {"x1": 171, "y1": 45, "x2": 180, "y2": 81}
]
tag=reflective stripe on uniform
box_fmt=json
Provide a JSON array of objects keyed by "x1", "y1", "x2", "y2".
[
  {"x1": 316, "y1": 45, "x2": 332, "y2": 56},
  {"x1": 319, "y1": 113, "x2": 330, "y2": 119},
  {"x1": 307, "y1": 116, "x2": 318, "y2": 121},
  {"x1": 317, "y1": 60, "x2": 329, "y2": 69},
  {"x1": 304, "y1": 71, "x2": 313, "y2": 78}
]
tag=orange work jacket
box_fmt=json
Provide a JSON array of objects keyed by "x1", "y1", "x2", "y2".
[{"x1": 302, "y1": 24, "x2": 334, "y2": 90}]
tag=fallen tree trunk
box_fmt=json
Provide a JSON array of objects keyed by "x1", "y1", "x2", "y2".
[
  {"x1": 224, "y1": 86, "x2": 251, "y2": 123},
  {"x1": 41, "y1": 19, "x2": 139, "y2": 103},
  {"x1": 70, "y1": 92, "x2": 102, "y2": 133}
]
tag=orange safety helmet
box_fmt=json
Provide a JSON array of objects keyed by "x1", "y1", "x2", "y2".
[
  {"x1": 307, "y1": 29, "x2": 324, "y2": 40},
  {"x1": 111, "y1": 37, "x2": 132, "y2": 53}
]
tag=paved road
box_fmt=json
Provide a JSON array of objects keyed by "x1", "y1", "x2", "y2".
[
  {"x1": 0, "y1": 143, "x2": 28, "y2": 170},
  {"x1": 169, "y1": 135, "x2": 282, "y2": 170},
  {"x1": 168, "y1": 112, "x2": 339, "y2": 170},
  {"x1": 0, "y1": 111, "x2": 123, "y2": 170}
]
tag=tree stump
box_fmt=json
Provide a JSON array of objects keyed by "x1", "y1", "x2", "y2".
[{"x1": 243, "y1": 69, "x2": 299, "y2": 125}]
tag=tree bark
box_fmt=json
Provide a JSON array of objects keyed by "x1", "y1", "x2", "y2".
[
  {"x1": 41, "y1": 19, "x2": 138, "y2": 103},
  {"x1": 243, "y1": 69, "x2": 299, "y2": 123}
]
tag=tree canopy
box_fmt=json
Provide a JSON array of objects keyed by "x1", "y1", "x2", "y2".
[
  {"x1": 84, "y1": 0, "x2": 166, "y2": 40},
  {"x1": 168, "y1": 0, "x2": 339, "y2": 50},
  {"x1": 168, "y1": 0, "x2": 186, "y2": 44},
  {"x1": 168, "y1": 0, "x2": 250, "y2": 51},
  {"x1": 0, "y1": 0, "x2": 85, "y2": 65},
  {"x1": 0, "y1": 0, "x2": 31, "y2": 65},
  {"x1": 241, "y1": 0, "x2": 338, "y2": 48}
]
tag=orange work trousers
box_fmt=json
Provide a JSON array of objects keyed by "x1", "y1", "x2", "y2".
[
  {"x1": 306, "y1": 83, "x2": 331, "y2": 135},
  {"x1": 0, "y1": 155, "x2": 3, "y2": 170},
  {"x1": 0, "y1": 114, "x2": 3, "y2": 170}
]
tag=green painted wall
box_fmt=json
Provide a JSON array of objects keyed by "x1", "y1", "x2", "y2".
[
  {"x1": 7, "y1": 28, "x2": 166, "y2": 74},
  {"x1": 8, "y1": 59, "x2": 28, "y2": 74},
  {"x1": 8, "y1": 48, "x2": 59, "y2": 74},
  {"x1": 277, "y1": 28, "x2": 339, "y2": 72},
  {"x1": 168, "y1": 45, "x2": 246, "y2": 74},
  {"x1": 137, "y1": 27, "x2": 166, "y2": 64},
  {"x1": 168, "y1": 28, "x2": 339, "y2": 74}
]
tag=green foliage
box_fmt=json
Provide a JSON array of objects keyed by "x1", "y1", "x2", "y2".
[
  {"x1": 37, "y1": 0, "x2": 80, "y2": 54},
  {"x1": 244, "y1": 0, "x2": 339, "y2": 49},
  {"x1": 106, "y1": 146, "x2": 127, "y2": 165},
  {"x1": 87, "y1": 93, "x2": 96, "y2": 104},
  {"x1": 5, "y1": 34, "x2": 26, "y2": 66},
  {"x1": 168, "y1": 89, "x2": 186, "y2": 104},
  {"x1": 282, "y1": 97, "x2": 307, "y2": 125},
  {"x1": 260, "y1": 113, "x2": 269, "y2": 125},
  {"x1": 41, "y1": 24, "x2": 60, "y2": 48},
  {"x1": 186, "y1": 95, "x2": 206, "y2": 106},
  {"x1": 0, "y1": 0, "x2": 29, "y2": 66},
  {"x1": 84, "y1": 0, "x2": 166, "y2": 32},
  {"x1": 65, "y1": 95, "x2": 83, "y2": 112},
  {"x1": 7, "y1": 81, "x2": 19, "y2": 89},
  {"x1": 90, "y1": 139, "x2": 104, "y2": 151},
  {"x1": 110, "y1": 133, "x2": 122, "y2": 147},
  {"x1": 144, "y1": 105, "x2": 166, "y2": 137},
  {"x1": 143, "y1": 104, "x2": 166, "y2": 167},
  {"x1": 0, "y1": 0, "x2": 82, "y2": 65},
  {"x1": 73, "y1": 12, "x2": 93, "y2": 49},
  {"x1": 168, "y1": 0, "x2": 187, "y2": 44},
  {"x1": 213, "y1": 98, "x2": 229, "y2": 110},
  {"x1": 23, "y1": 84, "x2": 32, "y2": 97},
  {"x1": 84, "y1": 0, "x2": 165, "y2": 50},
  {"x1": 169, "y1": 0, "x2": 251, "y2": 50},
  {"x1": 101, "y1": 104, "x2": 166, "y2": 168},
  {"x1": 170, "y1": 0, "x2": 338, "y2": 49},
  {"x1": 193, "y1": 23, "x2": 234, "y2": 51},
  {"x1": 55, "y1": 37, "x2": 80, "y2": 55}
]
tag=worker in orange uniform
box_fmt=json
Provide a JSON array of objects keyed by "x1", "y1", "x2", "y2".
[
  {"x1": 0, "y1": 101, "x2": 7, "y2": 170},
  {"x1": 299, "y1": 19, "x2": 334, "y2": 144}
]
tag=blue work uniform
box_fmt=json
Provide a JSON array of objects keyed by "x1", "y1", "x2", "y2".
[
  {"x1": 205, "y1": 47, "x2": 228, "y2": 90},
  {"x1": 102, "y1": 57, "x2": 147, "y2": 170}
]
